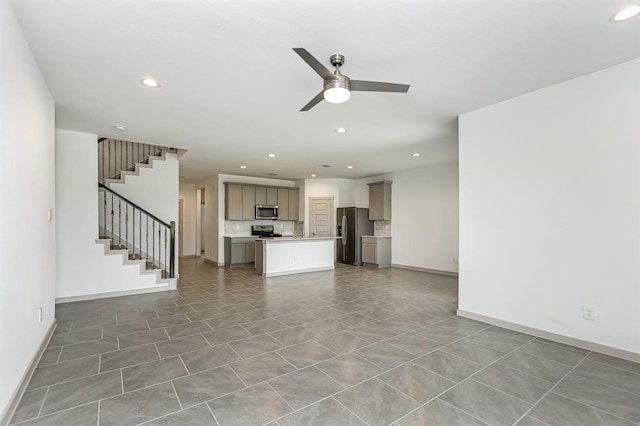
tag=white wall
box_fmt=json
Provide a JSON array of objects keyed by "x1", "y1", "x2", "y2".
[
  {"x1": 459, "y1": 59, "x2": 640, "y2": 354},
  {"x1": 354, "y1": 165, "x2": 459, "y2": 272},
  {"x1": 108, "y1": 153, "x2": 179, "y2": 225},
  {"x1": 179, "y1": 183, "x2": 197, "y2": 257},
  {"x1": 0, "y1": 0, "x2": 56, "y2": 418},
  {"x1": 56, "y1": 130, "x2": 161, "y2": 299}
]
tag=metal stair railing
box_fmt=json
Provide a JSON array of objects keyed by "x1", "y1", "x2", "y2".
[
  {"x1": 98, "y1": 138, "x2": 170, "y2": 184},
  {"x1": 98, "y1": 182, "x2": 175, "y2": 279}
]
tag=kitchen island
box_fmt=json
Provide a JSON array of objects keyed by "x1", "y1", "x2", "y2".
[{"x1": 255, "y1": 237, "x2": 337, "y2": 277}]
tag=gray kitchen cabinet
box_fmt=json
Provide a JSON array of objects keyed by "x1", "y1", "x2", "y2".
[
  {"x1": 242, "y1": 186, "x2": 255, "y2": 220},
  {"x1": 231, "y1": 243, "x2": 246, "y2": 263},
  {"x1": 246, "y1": 242, "x2": 255, "y2": 262},
  {"x1": 255, "y1": 187, "x2": 266, "y2": 205},
  {"x1": 277, "y1": 188, "x2": 289, "y2": 220},
  {"x1": 267, "y1": 188, "x2": 278, "y2": 205},
  {"x1": 252, "y1": 187, "x2": 278, "y2": 206},
  {"x1": 288, "y1": 189, "x2": 299, "y2": 221},
  {"x1": 362, "y1": 236, "x2": 391, "y2": 267},
  {"x1": 224, "y1": 237, "x2": 256, "y2": 266},
  {"x1": 368, "y1": 181, "x2": 392, "y2": 220},
  {"x1": 225, "y1": 184, "x2": 243, "y2": 220},
  {"x1": 225, "y1": 182, "x2": 300, "y2": 221}
]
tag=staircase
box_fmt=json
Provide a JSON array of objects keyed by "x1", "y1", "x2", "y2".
[{"x1": 97, "y1": 138, "x2": 177, "y2": 286}]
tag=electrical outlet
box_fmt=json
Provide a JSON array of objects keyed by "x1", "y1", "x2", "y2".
[
  {"x1": 583, "y1": 304, "x2": 596, "y2": 320},
  {"x1": 47, "y1": 209, "x2": 53, "y2": 222},
  {"x1": 385, "y1": 224, "x2": 389, "y2": 230},
  {"x1": 38, "y1": 307, "x2": 43, "y2": 323},
  {"x1": 453, "y1": 257, "x2": 459, "y2": 265}
]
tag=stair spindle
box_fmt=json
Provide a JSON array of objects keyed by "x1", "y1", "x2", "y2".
[
  {"x1": 118, "y1": 200, "x2": 122, "y2": 247},
  {"x1": 152, "y1": 220, "x2": 156, "y2": 269}
]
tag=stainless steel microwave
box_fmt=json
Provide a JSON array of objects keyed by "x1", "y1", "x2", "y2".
[{"x1": 255, "y1": 205, "x2": 278, "y2": 220}]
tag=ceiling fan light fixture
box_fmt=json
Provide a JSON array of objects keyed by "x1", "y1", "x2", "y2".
[
  {"x1": 323, "y1": 76, "x2": 351, "y2": 104},
  {"x1": 324, "y1": 87, "x2": 350, "y2": 104}
]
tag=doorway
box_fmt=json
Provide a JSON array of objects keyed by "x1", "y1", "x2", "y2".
[{"x1": 309, "y1": 197, "x2": 334, "y2": 237}]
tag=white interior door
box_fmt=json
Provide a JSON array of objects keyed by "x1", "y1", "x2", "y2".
[{"x1": 309, "y1": 197, "x2": 334, "y2": 237}]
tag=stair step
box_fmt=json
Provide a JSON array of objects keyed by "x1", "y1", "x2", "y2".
[
  {"x1": 128, "y1": 253, "x2": 142, "y2": 260},
  {"x1": 110, "y1": 244, "x2": 127, "y2": 250}
]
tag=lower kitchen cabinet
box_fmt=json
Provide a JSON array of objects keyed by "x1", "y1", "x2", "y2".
[
  {"x1": 224, "y1": 237, "x2": 257, "y2": 266},
  {"x1": 361, "y1": 236, "x2": 391, "y2": 267}
]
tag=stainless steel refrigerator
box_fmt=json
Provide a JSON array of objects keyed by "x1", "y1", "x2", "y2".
[{"x1": 336, "y1": 207, "x2": 374, "y2": 265}]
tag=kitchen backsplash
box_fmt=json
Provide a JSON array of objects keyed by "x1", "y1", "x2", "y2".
[
  {"x1": 224, "y1": 220, "x2": 297, "y2": 236},
  {"x1": 374, "y1": 220, "x2": 391, "y2": 236}
]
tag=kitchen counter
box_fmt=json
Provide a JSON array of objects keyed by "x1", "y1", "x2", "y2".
[
  {"x1": 255, "y1": 236, "x2": 336, "y2": 277},
  {"x1": 256, "y1": 236, "x2": 338, "y2": 242}
]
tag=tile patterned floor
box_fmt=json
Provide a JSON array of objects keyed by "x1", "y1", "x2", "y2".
[{"x1": 10, "y1": 259, "x2": 640, "y2": 425}]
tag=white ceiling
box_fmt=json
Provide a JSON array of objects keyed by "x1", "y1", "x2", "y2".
[{"x1": 11, "y1": 0, "x2": 640, "y2": 181}]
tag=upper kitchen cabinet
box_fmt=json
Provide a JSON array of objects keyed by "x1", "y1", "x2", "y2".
[
  {"x1": 288, "y1": 189, "x2": 299, "y2": 221},
  {"x1": 276, "y1": 188, "x2": 289, "y2": 220},
  {"x1": 368, "y1": 181, "x2": 392, "y2": 220},
  {"x1": 225, "y1": 183, "x2": 255, "y2": 220},
  {"x1": 225, "y1": 182, "x2": 299, "y2": 221},
  {"x1": 242, "y1": 186, "x2": 255, "y2": 220},
  {"x1": 255, "y1": 187, "x2": 266, "y2": 205},
  {"x1": 267, "y1": 188, "x2": 278, "y2": 205},
  {"x1": 225, "y1": 184, "x2": 243, "y2": 220},
  {"x1": 256, "y1": 187, "x2": 279, "y2": 206}
]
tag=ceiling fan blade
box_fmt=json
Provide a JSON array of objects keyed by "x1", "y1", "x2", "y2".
[
  {"x1": 293, "y1": 48, "x2": 334, "y2": 80},
  {"x1": 300, "y1": 91, "x2": 325, "y2": 112},
  {"x1": 351, "y1": 80, "x2": 410, "y2": 93}
]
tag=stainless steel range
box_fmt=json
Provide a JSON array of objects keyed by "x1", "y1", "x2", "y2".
[{"x1": 251, "y1": 225, "x2": 282, "y2": 238}]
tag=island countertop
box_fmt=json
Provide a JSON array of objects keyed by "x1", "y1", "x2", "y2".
[{"x1": 256, "y1": 236, "x2": 339, "y2": 242}]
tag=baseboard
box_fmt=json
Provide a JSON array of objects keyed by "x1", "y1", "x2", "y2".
[
  {"x1": 457, "y1": 309, "x2": 640, "y2": 363},
  {"x1": 391, "y1": 264, "x2": 459, "y2": 277},
  {"x1": 56, "y1": 283, "x2": 171, "y2": 304},
  {"x1": 0, "y1": 320, "x2": 57, "y2": 426},
  {"x1": 180, "y1": 254, "x2": 197, "y2": 259},
  {"x1": 264, "y1": 266, "x2": 335, "y2": 277},
  {"x1": 203, "y1": 258, "x2": 223, "y2": 267}
]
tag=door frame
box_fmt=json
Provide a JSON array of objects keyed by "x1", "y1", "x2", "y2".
[
  {"x1": 178, "y1": 199, "x2": 184, "y2": 258},
  {"x1": 309, "y1": 197, "x2": 334, "y2": 237}
]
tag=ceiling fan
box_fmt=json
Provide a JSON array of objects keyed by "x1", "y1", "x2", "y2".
[{"x1": 293, "y1": 48, "x2": 410, "y2": 112}]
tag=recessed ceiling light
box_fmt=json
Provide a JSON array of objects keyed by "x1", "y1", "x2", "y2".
[
  {"x1": 335, "y1": 127, "x2": 346, "y2": 133},
  {"x1": 311, "y1": 174, "x2": 316, "y2": 177},
  {"x1": 140, "y1": 78, "x2": 161, "y2": 88},
  {"x1": 321, "y1": 164, "x2": 332, "y2": 168},
  {"x1": 240, "y1": 165, "x2": 246, "y2": 169},
  {"x1": 412, "y1": 153, "x2": 420, "y2": 157},
  {"x1": 114, "y1": 125, "x2": 126, "y2": 131},
  {"x1": 611, "y1": 5, "x2": 640, "y2": 21},
  {"x1": 268, "y1": 154, "x2": 276, "y2": 158},
  {"x1": 267, "y1": 173, "x2": 278, "y2": 176},
  {"x1": 347, "y1": 166, "x2": 353, "y2": 169}
]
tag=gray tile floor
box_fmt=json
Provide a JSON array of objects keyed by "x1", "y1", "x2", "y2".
[{"x1": 10, "y1": 259, "x2": 640, "y2": 426}]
